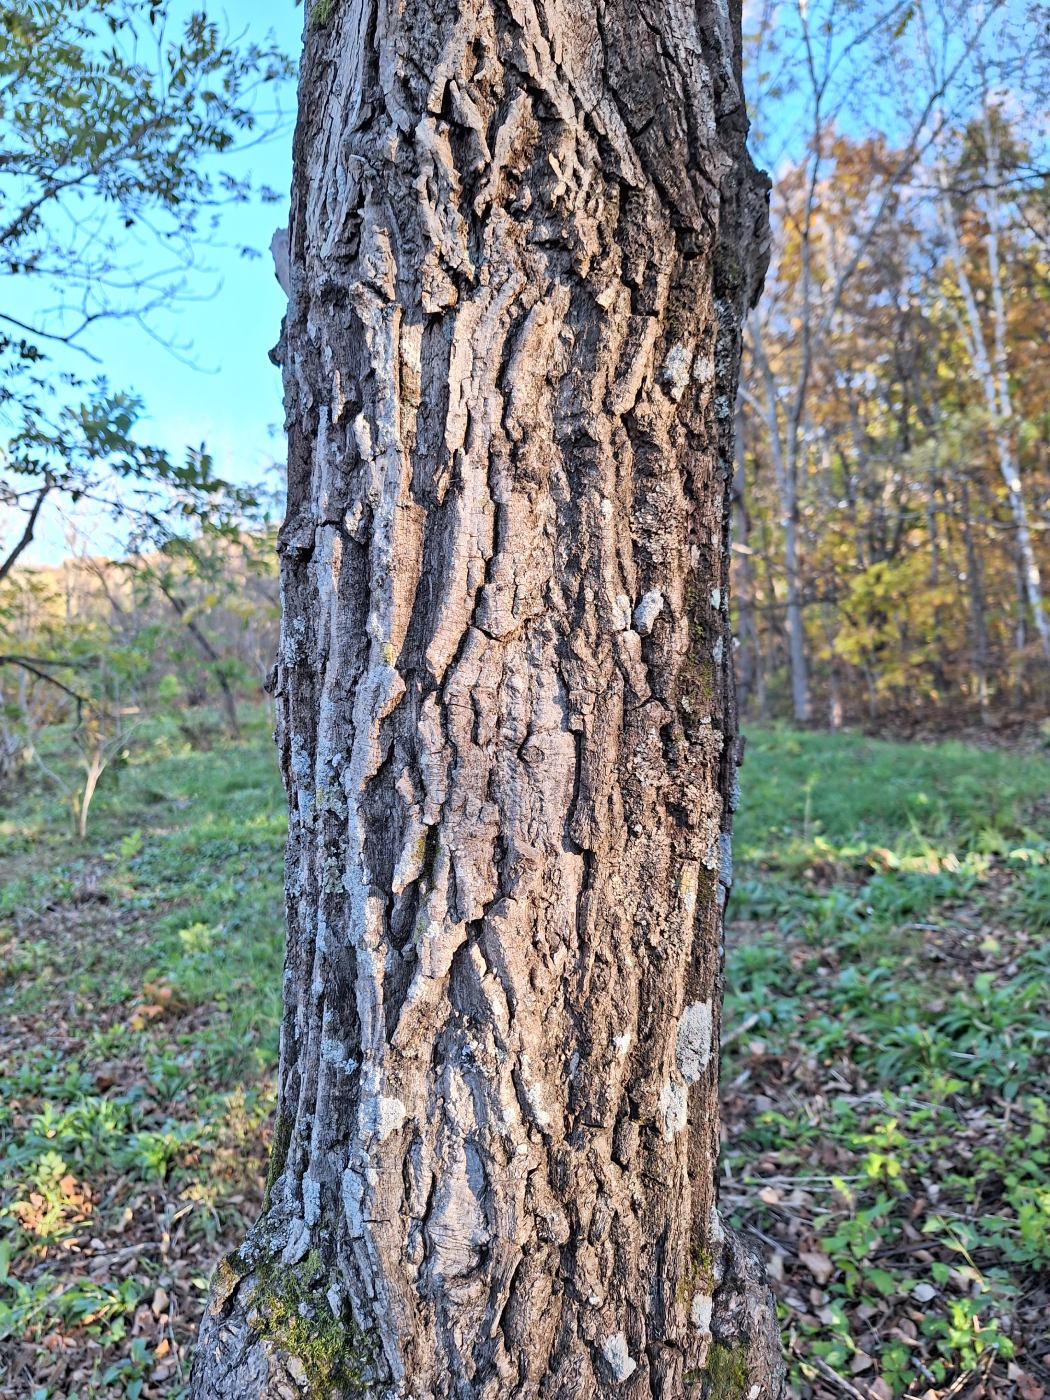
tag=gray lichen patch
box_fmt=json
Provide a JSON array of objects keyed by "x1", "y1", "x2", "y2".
[
  {"x1": 659, "y1": 1076, "x2": 688, "y2": 1140},
  {"x1": 633, "y1": 588, "x2": 665, "y2": 636},
  {"x1": 601, "y1": 1332, "x2": 638, "y2": 1382},
  {"x1": 691, "y1": 1291, "x2": 714, "y2": 1334},
  {"x1": 661, "y1": 341, "x2": 695, "y2": 401},
  {"x1": 677, "y1": 1000, "x2": 713, "y2": 1083}
]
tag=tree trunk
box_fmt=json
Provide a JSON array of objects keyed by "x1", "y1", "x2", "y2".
[
  {"x1": 782, "y1": 508, "x2": 810, "y2": 725},
  {"x1": 731, "y1": 406, "x2": 766, "y2": 721},
  {"x1": 193, "y1": 0, "x2": 777, "y2": 1396},
  {"x1": 936, "y1": 151, "x2": 1050, "y2": 669},
  {"x1": 747, "y1": 328, "x2": 809, "y2": 725},
  {"x1": 155, "y1": 579, "x2": 242, "y2": 738},
  {"x1": 958, "y1": 473, "x2": 990, "y2": 720}
]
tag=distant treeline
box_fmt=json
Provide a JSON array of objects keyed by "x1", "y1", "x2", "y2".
[
  {"x1": 735, "y1": 2, "x2": 1049, "y2": 727},
  {"x1": 0, "y1": 531, "x2": 278, "y2": 805}
]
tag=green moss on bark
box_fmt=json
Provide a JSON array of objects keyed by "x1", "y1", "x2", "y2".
[
  {"x1": 263, "y1": 1113, "x2": 293, "y2": 1209},
  {"x1": 705, "y1": 1342, "x2": 750, "y2": 1400},
  {"x1": 678, "y1": 1243, "x2": 717, "y2": 1303},
  {"x1": 250, "y1": 1250, "x2": 379, "y2": 1395}
]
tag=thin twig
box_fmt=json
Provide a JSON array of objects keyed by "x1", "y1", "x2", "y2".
[
  {"x1": 0, "y1": 655, "x2": 88, "y2": 707},
  {"x1": 0, "y1": 483, "x2": 51, "y2": 584},
  {"x1": 812, "y1": 1357, "x2": 872, "y2": 1400},
  {"x1": 721, "y1": 1013, "x2": 761, "y2": 1048}
]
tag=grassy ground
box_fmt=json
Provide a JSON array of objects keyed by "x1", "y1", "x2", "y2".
[
  {"x1": 1, "y1": 711, "x2": 1048, "y2": 1397},
  {"x1": 0, "y1": 707, "x2": 285, "y2": 1398},
  {"x1": 723, "y1": 729, "x2": 1050, "y2": 1400}
]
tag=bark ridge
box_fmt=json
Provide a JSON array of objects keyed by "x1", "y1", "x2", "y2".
[{"x1": 194, "y1": 0, "x2": 775, "y2": 1395}]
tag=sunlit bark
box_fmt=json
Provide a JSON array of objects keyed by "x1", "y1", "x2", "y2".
[{"x1": 193, "y1": 1, "x2": 779, "y2": 1395}]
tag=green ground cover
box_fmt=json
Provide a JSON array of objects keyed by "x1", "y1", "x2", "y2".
[
  {"x1": 723, "y1": 728, "x2": 1050, "y2": 1399},
  {"x1": 1, "y1": 712, "x2": 1047, "y2": 1397},
  {"x1": 0, "y1": 708, "x2": 285, "y2": 1397}
]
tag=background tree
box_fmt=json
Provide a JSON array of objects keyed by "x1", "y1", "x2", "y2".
[
  {"x1": 735, "y1": 0, "x2": 1050, "y2": 726},
  {"x1": 0, "y1": 0, "x2": 291, "y2": 763},
  {"x1": 0, "y1": 513, "x2": 281, "y2": 811},
  {"x1": 123, "y1": 527, "x2": 279, "y2": 740}
]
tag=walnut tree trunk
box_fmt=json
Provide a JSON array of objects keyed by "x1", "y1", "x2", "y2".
[{"x1": 193, "y1": 0, "x2": 776, "y2": 1395}]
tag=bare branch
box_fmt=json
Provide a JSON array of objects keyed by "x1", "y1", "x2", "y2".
[
  {"x1": 0, "y1": 654, "x2": 89, "y2": 707},
  {"x1": 0, "y1": 483, "x2": 52, "y2": 584}
]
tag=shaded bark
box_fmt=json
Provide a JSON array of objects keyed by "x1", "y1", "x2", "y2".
[{"x1": 194, "y1": 0, "x2": 776, "y2": 1395}]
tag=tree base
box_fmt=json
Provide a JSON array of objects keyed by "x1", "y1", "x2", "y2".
[
  {"x1": 708, "y1": 1229, "x2": 786, "y2": 1399},
  {"x1": 192, "y1": 1226, "x2": 783, "y2": 1399}
]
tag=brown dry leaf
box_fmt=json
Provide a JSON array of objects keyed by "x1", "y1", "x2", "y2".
[
  {"x1": 869, "y1": 1381, "x2": 892, "y2": 1400},
  {"x1": 130, "y1": 1003, "x2": 165, "y2": 1031},
  {"x1": 1008, "y1": 1367, "x2": 1045, "y2": 1400},
  {"x1": 142, "y1": 980, "x2": 175, "y2": 1005},
  {"x1": 850, "y1": 1352, "x2": 874, "y2": 1374},
  {"x1": 798, "y1": 1249, "x2": 834, "y2": 1284}
]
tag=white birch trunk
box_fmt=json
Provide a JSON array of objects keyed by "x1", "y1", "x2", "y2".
[{"x1": 938, "y1": 137, "x2": 1050, "y2": 665}]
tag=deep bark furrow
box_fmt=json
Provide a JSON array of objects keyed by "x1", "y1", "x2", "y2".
[{"x1": 194, "y1": 0, "x2": 776, "y2": 1396}]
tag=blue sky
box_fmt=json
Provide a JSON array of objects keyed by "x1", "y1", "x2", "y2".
[
  {"x1": 112, "y1": 0, "x2": 303, "y2": 486},
  {"x1": 15, "y1": 1, "x2": 303, "y2": 562}
]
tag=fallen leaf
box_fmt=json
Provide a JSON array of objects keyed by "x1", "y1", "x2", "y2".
[
  {"x1": 799, "y1": 1250, "x2": 834, "y2": 1284},
  {"x1": 1008, "y1": 1369, "x2": 1045, "y2": 1400},
  {"x1": 911, "y1": 1282, "x2": 936, "y2": 1303}
]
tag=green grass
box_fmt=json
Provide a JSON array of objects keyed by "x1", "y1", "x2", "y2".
[
  {"x1": 724, "y1": 727, "x2": 1050, "y2": 1397},
  {"x1": 2, "y1": 715, "x2": 1049, "y2": 1396},
  {"x1": 735, "y1": 725, "x2": 1050, "y2": 867},
  {"x1": 0, "y1": 704, "x2": 284, "y2": 1397}
]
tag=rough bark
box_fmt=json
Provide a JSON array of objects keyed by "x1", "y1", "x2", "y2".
[{"x1": 193, "y1": 0, "x2": 775, "y2": 1395}]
